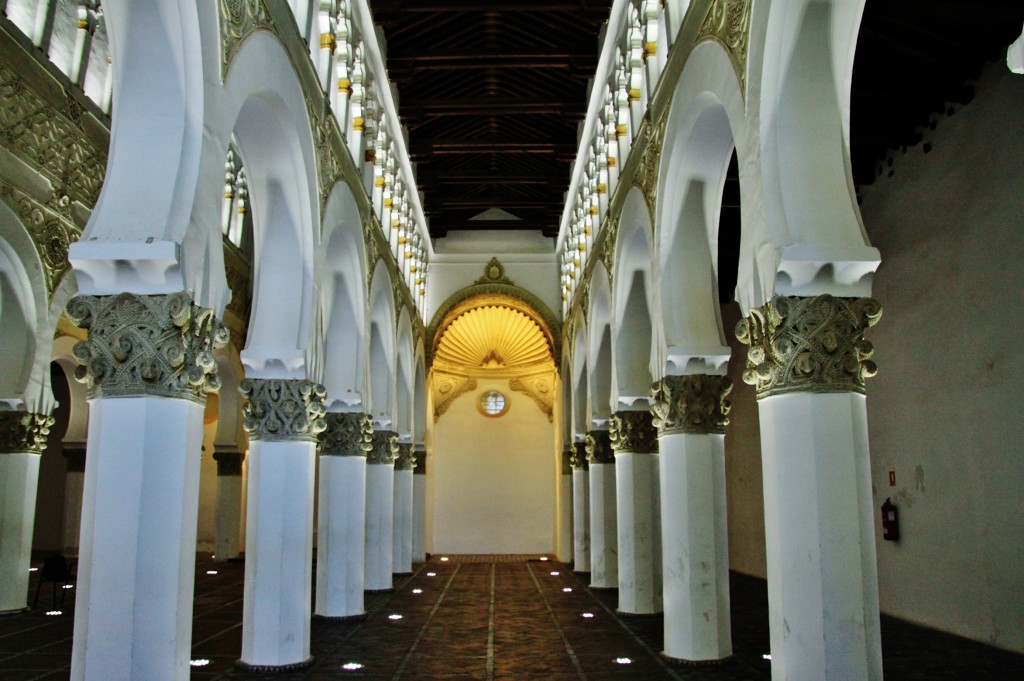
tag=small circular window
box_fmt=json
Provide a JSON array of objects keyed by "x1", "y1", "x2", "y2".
[{"x1": 478, "y1": 390, "x2": 509, "y2": 417}]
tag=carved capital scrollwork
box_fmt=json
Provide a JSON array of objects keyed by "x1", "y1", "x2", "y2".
[
  {"x1": 239, "y1": 379, "x2": 328, "y2": 442},
  {"x1": 585, "y1": 429, "x2": 614, "y2": 464},
  {"x1": 368, "y1": 430, "x2": 399, "y2": 465},
  {"x1": 66, "y1": 292, "x2": 230, "y2": 403},
  {"x1": 735, "y1": 295, "x2": 882, "y2": 399},
  {"x1": 650, "y1": 375, "x2": 732, "y2": 435},
  {"x1": 570, "y1": 441, "x2": 589, "y2": 470},
  {"x1": 609, "y1": 410, "x2": 659, "y2": 453},
  {"x1": 0, "y1": 411, "x2": 54, "y2": 454},
  {"x1": 319, "y1": 412, "x2": 374, "y2": 456},
  {"x1": 394, "y1": 443, "x2": 416, "y2": 471}
]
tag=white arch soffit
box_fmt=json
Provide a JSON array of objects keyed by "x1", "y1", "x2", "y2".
[
  {"x1": 321, "y1": 182, "x2": 368, "y2": 410},
  {"x1": 368, "y1": 260, "x2": 397, "y2": 425},
  {"x1": 586, "y1": 262, "x2": 613, "y2": 423},
  {"x1": 612, "y1": 188, "x2": 657, "y2": 406},
  {"x1": 224, "y1": 32, "x2": 321, "y2": 380},
  {"x1": 52, "y1": 336, "x2": 89, "y2": 442},
  {"x1": 413, "y1": 347, "x2": 427, "y2": 443},
  {"x1": 758, "y1": 0, "x2": 879, "y2": 300},
  {"x1": 395, "y1": 307, "x2": 415, "y2": 438},
  {"x1": 69, "y1": 0, "x2": 206, "y2": 296}
]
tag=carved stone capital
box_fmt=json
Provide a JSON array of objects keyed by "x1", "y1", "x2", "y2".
[
  {"x1": 394, "y1": 443, "x2": 416, "y2": 471},
  {"x1": 650, "y1": 375, "x2": 732, "y2": 435},
  {"x1": 570, "y1": 441, "x2": 589, "y2": 470},
  {"x1": 414, "y1": 446, "x2": 427, "y2": 475},
  {"x1": 63, "y1": 445, "x2": 87, "y2": 472},
  {"x1": 239, "y1": 379, "x2": 327, "y2": 442},
  {"x1": 609, "y1": 410, "x2": 659, "y2": 453},
  {"x1": 368, "y1": 430, "x2": 398, "y2": 465},
  {"x1": 735, "y1": 295, "x2": 882, "y2": 399},
  {"x1": 585, "y1": 430, "x2": 614, "y2": 464},
  {"x1": 65, "y1": 292, "x2": 229, "y2": 403},
  {"x1": 0, "y1": 411, "x2": 54, "y2": 454},
  {"x1": 212, "y1": 449, "x2": 245, "y2": 476},
  {"x1": 318, "y1": 412, "x2": 373, "y2": 456}
]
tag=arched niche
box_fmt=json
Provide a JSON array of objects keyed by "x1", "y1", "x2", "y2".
[
  {"x1": 587, "y1": 261, "x2": 613, "y2": 426},
  {"x1": 612, "y1": 188, "x2": 656, "y2": 408},
  {"x1": 395, "y1": 307, "x2": 415, "y2": 440},
  {"x1": 570, "y1": 313, "x2": 589, "y2": 438},
  {"x1": 367, "y1": 260, "x2": 396, "y2": 427},
  {"x1": 321, "y1": 182, "x2": 368, "y2": 412}
]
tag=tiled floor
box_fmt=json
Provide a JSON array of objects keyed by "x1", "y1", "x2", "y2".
[{"x1": 2, "y1": 554, "x2": 1022, "y2": 679}]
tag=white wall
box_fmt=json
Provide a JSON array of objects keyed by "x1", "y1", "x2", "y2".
[
  {"x1": 429, "y1": 377, "x2": 556, "y2": 554},
  {"x1": 858, "y1": 63, "x2": 1024, "y2": 653}
]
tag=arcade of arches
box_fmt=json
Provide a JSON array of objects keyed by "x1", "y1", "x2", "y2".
[{"x1": 0, "y1": 2, "x2": 1021, "y2": 680}]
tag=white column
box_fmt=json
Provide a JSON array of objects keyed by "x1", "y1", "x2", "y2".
[
  {"x1": 238, "y1": 379, "x2": 326, "y2": 672},
  {"x1": 64, "y1": 291, "x2": 227, "y2": 681},
  {"x1": 652, "y1": 375, "x2": 733, "y2": 663},
  {"x1": 611, "y1": 410, "x2": 662, "y2": 615},
  {"x1": 557, "y1": 445, "x2": 573, "y2": 563},
  {"x1": 738, "y1": 294, "x2": 883, "y2": 681},
  {"x1": 411, "y1": 445, "x2": 426, "y2": 563},
  {"x1": 392, "y1": 442, "x2": 415, "y2": 575},
  {"x1": 212, "y1": 448, "x2": 245, "y2": 562},
  {"x1": 61, "y1": 445, "x2": 86, "y2": 557},
  {"x1": 571, "y1": 440, "x2": 590, "y2": 573},
  {"x1": 0, "y1": 412, "x2": 51, "y2": 613},
  {"x1": 365, "y1": 430, "x2": 396, "y2": 591},
  {"x1": 586, "y1": 430, "x2": 617, "y2": 589},
  {"x1": 315, "y1": 412, "x2": 372, "y2": 619}
]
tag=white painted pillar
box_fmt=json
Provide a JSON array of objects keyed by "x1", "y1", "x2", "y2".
[
  {"x1": 212, "y1": 448, "x2": 245, "y2": 562},
  {"x1": 571, "y1": 441, "x2": 590, "y2": 573},
  {"x1": 315, "y1": 412, "x2": 372, "y2": 619},
  {"x1": 64, "y1": 291, "x2": 227, "y2": 681},
  {"x1": 0, "y1": 412, "x2": 52, "y2": 614},
  {"x1": 237, "y1": 379, "x2": 326, "y2": 672},
  {"x1": 610, "y1": 410, "x2": 662, "y2": 615},
  {"x1": 61, "y1": 445, "x2": 86, "y2": 557},
  {"x1": 586, "y1": 430, "x2": 617, "y2": 589},
  {"x1": 556, "y1": 445, "x2": 573, "y2": 563},
  {"x1": 392, "y1": 442, "x2": 415, "y2": 575},
  {"x1": 652, "y1": 375, "x2": 733, "y2": 663},
  {"x1": 411, "y1": 445, "x2": 426, "y2": 563},
  {"x1": 737, "y1": 295, "x2": 883, "y2": 681},
  {"x1": 365, "y1": 430, "x2": 397, "y2": 591}
]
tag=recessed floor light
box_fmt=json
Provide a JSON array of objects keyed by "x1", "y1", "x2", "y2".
[
  {"x1": 190, "y1": 659, "x2": 210, "y2": 667},
  {"x1": 614, "y1": 657, "x2": 632, "y2": 665},
  {"x1": 426, "y1": 572, "x2": 436, "y2": 577},
  {"x1": 539, "y1": 556, "x2": 549, "y2": 561},
  {"x1": 206, "y1": 570, "x2": 218, "y2": 575},
  {"x1": 581, "y1": 612, "x2": 595, "y2": 619},
  {"x1": 763, "y1": 654, "x2": 772, "y2": 661},
  {"x1": 440, "y1": 556, "x2": 449, "y2": 562},
  {"x1": 29, "y1": 568, "x2": 38, "y2": 572},
  {"x1": 550, "y1": 571, "x2": 560, "y2": 576},
  {"x1": 412, "y1": 588, "x2": 423, "y2": 594},
  {"x1": 388, "y1": 614, "x2": 403, "y2": 620},
  {"x1": 45, "y1": 611, "x2": 62, "y2": 616},
  {"x1": 342, "y1": 662, "x2": 364, "y2": 670},
  {"x1": 62, "y1": 584, "x2": 74, "y2": 589},
  {"x1": 563, "y1": 587, "x2": 573, "y2": 593}
]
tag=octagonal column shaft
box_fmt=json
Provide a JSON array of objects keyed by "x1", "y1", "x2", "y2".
[
  {"x1": 393, "y1": 442, "x2": 416, "y2": 575},
  {"x1": 586, "y1": 430, "x2": 617, "y2": 588},
  {"x1": 212, "y1": 447, "x2": 245, "y2": 562},
  {"x1": 571, "y1": 441, "x2": 590, "y2": 573},
  {"x1": 365, "y1": 430, "x2": 397, "y2": 591},
  {"x1": 61, "y1": 445, "x2": 86, "y2": 557},
  {"x1": 412, "y1": 446, "x2": 427, "y2": 563}
]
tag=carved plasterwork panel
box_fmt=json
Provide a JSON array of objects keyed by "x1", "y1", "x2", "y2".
[
  {"x1": 632, "y1": 114, "x2": 666, "y2": 213},
  {"x1": 432, "y1": 374, "x2": 478, "y2": 421},
  {"x1": 609, "y1": 410, "x2": 659, "y2": 453},
  {"x1": 319, "y1": 411, "x2": 374, "y2": 456},
  {"x1": 219, "y1": 0, "x2": 275, "y2": 75},
  {"x1": 240, "y1": 378, "x2": 328, "y2": 441},
  {"x1": 368, "y1": 429, "x2": 398, "y2": 464},
  {"x1": 584, "y1": 429, "x2": 614, "y2": 464},
  {"x1": 508, "y1": 374, "x2": 554, "y2": 422},
  {"x1": 650, "y1": 374, "x2": 732, "y2": 434},
  {"x1": 0, "y1": 182, "x2": 81, "y2": 296},
  {"x1": 0, "y1": 410, "x2": 55, "y2": 454},
  {"x1": 696, "y1": 0, "x2": 753, "y2": 93}
]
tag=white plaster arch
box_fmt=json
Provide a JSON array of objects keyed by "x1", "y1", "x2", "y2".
[
  {"x1": 69, "y1": 0, "x2": 209, "y2": 296},
  {"x1": 587, "y1": 262, "x2": 614, "y2": 426},
  {"x1": 216, "y1": 33, "x2": 322, "y2": 380},
  {"x1": 612, "y1": 188, "x2": 657, "y2": 407},
  {"x1": 321, "y1": 182, "x2": 368, "y2": 412},
  {"x1": 756, "y1": 0, "x2": 880, "y2": 299},
  {"x1": 413, "y1": 345, "x2": 427, "y2": 445},
  {"x1": 367, "y1": 260, "x2": 397, "y2": 427},
  {"x1": 570, "y1": 312, "x2": 589, "y2": 438},
  {"x1": 395, "y1": 307, "x2": 415, "y2": 440},
  {"x1": 51, "y1": 335, "x2": 89, "y2": 444}
]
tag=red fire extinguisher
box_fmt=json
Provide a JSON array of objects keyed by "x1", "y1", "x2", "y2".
[{"x1": 881, "y1": 498, "x2": 899, "y2": 541}]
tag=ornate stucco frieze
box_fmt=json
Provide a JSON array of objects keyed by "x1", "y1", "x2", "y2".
[
  {"x1": 585, "y1": 429, "x2": 614, "y2": 464},
  {"x1": 319, "y1": 412, "x2": 374, "y2": 456},
  {"x1": 239, "y1": 378, "x2": 328, "y2": 441},
  {"x1": 632, "y1": 114, "x2": 666, "y2": 212},
  {"x1": 0, "y1": 411, "x2": 55, "y2": 454},
  {"x1": 0, "y1": 182, "x2": 82, "y2": 296},
  {"x1": 735, "y1": 294, "x2": 882, "y2": 399},
  {"x1": 696, "y1": 0, "x2": 753, "y2": 94},
  {"x1": 394, "y1": 442, "x2": 416, "y2": 471},
  {"x1": 650, "y1": 374, "x2": 732, "y2": 435},
  {"x1": 219, "y1": 0, "x2": 275, "y2": 73},
  {"x1": 571, "y1": 441, "x2": 589, "y2": 470},
  {"x1": 609, "y1": 410, "x2": 659, "y2": 453},
  {"x1": 212, "y1": 448, "x2": 245, "y2": 476},
  {"x1": 367, "y1": 430, "x2": 399, "y2": 465},
  {"x1": 508, "y1": 376, "x2": 554, "y2": 421},
  {"x1": 432, "y1": 375, "x2": 478, "y2": 421},
  {"x1": 66, "y1": 292, "x2": 230, "y2": 403}
]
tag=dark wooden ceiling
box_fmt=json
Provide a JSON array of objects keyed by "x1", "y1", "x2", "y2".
[{"x1": 373, "y1": 0, "x2": 1024, "y2": 245}]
